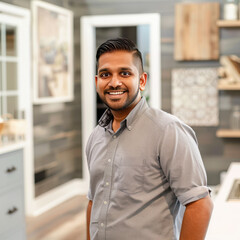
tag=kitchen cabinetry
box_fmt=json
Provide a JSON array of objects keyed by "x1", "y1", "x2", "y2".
[
  {"x1": 0, "y1": 146, "x2": 26, "y2": 239},
  {"x1": 217, "y1": 21, "x2": 240, "y2": 138}
]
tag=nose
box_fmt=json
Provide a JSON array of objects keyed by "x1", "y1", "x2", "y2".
[{"x1": 108, "y1": 74, "x2": 122, "y2": 88}]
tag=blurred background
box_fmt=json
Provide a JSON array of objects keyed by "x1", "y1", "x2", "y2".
[{"x1": 0, "y1": 0, "x2": 240, "y2": 239}]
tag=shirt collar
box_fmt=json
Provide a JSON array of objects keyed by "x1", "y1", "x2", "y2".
[
  {"x1": 98, "y1": 108, "x2": 113, "y2": 128},
  {"x1": 98, "y1": 97, "x2": 149, "y2": 131}
]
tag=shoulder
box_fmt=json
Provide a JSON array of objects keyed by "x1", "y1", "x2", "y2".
[
  {"x1": 144, "y1": 107, "x2": 197, "y2": 141},
  {"x1": 144, "y1": 107, "x2": 183, "y2": 129},
  {"x1": 88, "y1": 124, "x2": 102, "y2": 139},
  {"x1": 86, "y1": 125, "x2": 104, "y2": 154}
]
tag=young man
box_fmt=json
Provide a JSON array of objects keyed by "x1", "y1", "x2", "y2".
[{"x1": 86, "y1": 38, "x2": 213, "y2": 240}]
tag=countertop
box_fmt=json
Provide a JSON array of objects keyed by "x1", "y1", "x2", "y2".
[
  {"x1": 206, "y1": 163, "x2": 240, "y2": 240},
  {"x1": 0, "y1": 141, "x2": 25, "y2": 155}
]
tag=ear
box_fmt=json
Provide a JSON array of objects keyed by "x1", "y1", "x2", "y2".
[
  {"x1": 95, "y1": 75, "x2": 98, "y2": 89},
  {"x1": 139, "y1": 72, "x2": 147, "y2": 91}
]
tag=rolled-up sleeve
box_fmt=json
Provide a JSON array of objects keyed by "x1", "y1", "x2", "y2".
[
  {"x1": 159, "y1": 121, "x2": 210, "y2": 206},
  {"x1": 87, "y1": 189, "x2": 93, "y2": 201}
]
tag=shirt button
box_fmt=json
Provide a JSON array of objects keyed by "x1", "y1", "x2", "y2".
[
  {"x1": 106, "y1": 182, "x2": 109, "y2": 186},
  {"x1": 128, "y1": 125, "x2": 132, "y2": 130},
  {"x1": 104, "y1": 201, "x2": 107, "y2": 205},
  {"x1": 108, "y1": 159, "x2": 111, "y2": 163},
  {"x1": 101, "y1": 223, "x2": 104, "y2": 227},
  {"x1": 113, "y1": 135, "x2": 116, "y2": 139}
]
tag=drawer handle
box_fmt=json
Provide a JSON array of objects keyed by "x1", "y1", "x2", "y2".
[
  {"x1": 6, "y1": 166, "x2": 16, "y2": 173},
  {"x1": 7, "y1": 207, "x2": 18, "y2": 215}
]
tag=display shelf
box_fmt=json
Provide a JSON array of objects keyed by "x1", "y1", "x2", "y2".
[
  {"x1": 217, "y1": 20, "x2": 240, "y2": 141},
  {"x1": 216, "y1": 129, "x2": 240, "y2": 138},
  {"x1": 218, "y1": 79, "x2": 240, "y2": 90},
  {"x1": 217, "y1": 20, "x2": 240, "y2": 27}
]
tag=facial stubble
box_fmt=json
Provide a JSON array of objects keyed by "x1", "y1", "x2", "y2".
[{"x1": 98, "y1": 81, "x2": 141, "y2": 112}]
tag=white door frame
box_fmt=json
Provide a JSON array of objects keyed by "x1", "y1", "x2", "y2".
[{"x1": 80, "y1": 13, "x2": 161, "y2": 189}]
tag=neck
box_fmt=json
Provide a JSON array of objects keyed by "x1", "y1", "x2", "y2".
[{"x1": 111, "y1": 97, "x2": 141, "y2": 132}]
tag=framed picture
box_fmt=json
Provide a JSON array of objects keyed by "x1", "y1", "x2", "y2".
[{"x1": 32, "y1": 0, "x2": 73, "y2": 104}]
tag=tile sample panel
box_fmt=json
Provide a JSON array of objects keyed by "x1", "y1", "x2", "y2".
[{"x1": 172, "y1": 68, "x2": 219, "y2": 126}]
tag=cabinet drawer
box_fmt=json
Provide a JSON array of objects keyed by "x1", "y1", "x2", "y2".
[
  {"x1": 0, "y1": 187, "x2": 24, "y2": 235},
  {"x1": 0, "y1": 227, "x2": 26, "y2": 240},
  {"x1": 0, "y1": 150, "x2": 23, "y2": 191}
]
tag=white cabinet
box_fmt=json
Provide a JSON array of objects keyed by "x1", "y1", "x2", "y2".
[
  {"x1": 0, "y1": 149, "x2": 26, "y2": 239},
  {"x1": 0, "y1": 2, "x2": 32, "y2": 216}
]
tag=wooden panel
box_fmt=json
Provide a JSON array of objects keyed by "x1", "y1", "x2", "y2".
[
  {"x1": 220, "y1": 55, "x2": 240, "y2": 83},
  {"x1": 174, "y1": 2, "x2": 220, "y2": 61},
  {"x1": 218, "y1": 79, "x2": 240, "y2": 90},
  {"x1": 216, "y1": 129, "x2": 240, "y2": 138},
  {"x1": 217, "y1": 20, "x2": 240, "y2": 27}
]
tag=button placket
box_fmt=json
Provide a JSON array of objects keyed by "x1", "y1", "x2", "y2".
[{"x1": 98, "y1": 135, "x2": 119, "y2": 239}]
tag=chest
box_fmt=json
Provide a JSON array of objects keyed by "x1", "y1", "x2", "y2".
[
  {"x1": 88, "y1": 126, "x2": 165, "y2": 194},
  {"x1": 90, "y1": 125, "x2": 160, "y2": 167}
]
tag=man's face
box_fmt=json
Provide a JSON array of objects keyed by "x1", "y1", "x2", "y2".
[{"x1": 95, "y1": 50, "x2": 147, "y2": 112}]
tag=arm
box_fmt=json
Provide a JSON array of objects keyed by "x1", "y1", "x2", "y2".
[
  {"x1": 86, "y1": 200, "x2": 93, "y2": 240},
  {"x1": 180, "y1": 194, "x2": 213, "y2": 240}
]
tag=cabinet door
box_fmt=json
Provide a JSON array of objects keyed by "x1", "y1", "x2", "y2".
[
  {"x1": 0, "y1": 14, "x2": 26, "y2": 123},
  {"x1": 0, "y1": 227, "x2": 25, "y2": 240},
  {"x1": 0, "y1": 150, "x2": 23, "y2": 190},
  {"x1": 0, "y1": 187, "x2": 25, "y2": 236}
]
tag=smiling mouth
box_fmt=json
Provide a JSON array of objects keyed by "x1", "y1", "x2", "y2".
[
  {"x1": 108, "y1": 91, "x2": 125, "y2": 95},
  {"x1": 105, "y1": 90, "x2": 127, "y2": 95}
]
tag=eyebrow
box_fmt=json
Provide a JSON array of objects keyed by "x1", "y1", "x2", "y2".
[
  {"x1": 120, "y1": 67, "x2": 132, "y2": 71},
  {"x1": 98, "y1": 67, "x2": 133, "y2": 74},
  {"x1": 98, "y1": 68, "x2": 108, "y2": 74}
]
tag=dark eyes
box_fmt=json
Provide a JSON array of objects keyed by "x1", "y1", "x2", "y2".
[
  {"x1": 120, "y1": 71, "x2": 131, "y2": 77},
  {"x1": 100, "y1": 72, "x2": 110, "y2": 78},
  {"x1": 99, "y1": 71, "x2": 131, "y2": 78}
]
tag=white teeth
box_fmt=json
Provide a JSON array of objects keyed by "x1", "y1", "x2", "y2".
[{"x1": 108, "y1": 92, "x2": 124, "y2": 95}]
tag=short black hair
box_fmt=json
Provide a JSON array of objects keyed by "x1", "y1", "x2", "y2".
[{"x1": 96, "y1": 37, "x2": 144, "y2": 73}]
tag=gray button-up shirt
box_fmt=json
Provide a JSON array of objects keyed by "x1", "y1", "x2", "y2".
[{"x1": 86, "y1": 97, "x2": 209, "y2": 240}]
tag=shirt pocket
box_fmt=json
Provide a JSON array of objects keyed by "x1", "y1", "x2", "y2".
[{"x1": 115, "y1": 158, "x2": 145, "y2": 194}]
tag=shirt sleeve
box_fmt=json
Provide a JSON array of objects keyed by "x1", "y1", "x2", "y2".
[
  {"x1": 159, "y1": 121, "x2": 210, "y2": 206},
  {"x1": 87, "y1": 189, "x2": 93, "y2": 201},
  {"x1": 86, "y1": 131, "x2": 94, "y2": 201}
]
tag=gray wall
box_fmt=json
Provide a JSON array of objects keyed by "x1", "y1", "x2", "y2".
[{"x1": 2, "y1": 0, "x2": 240, "y2": 190}]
